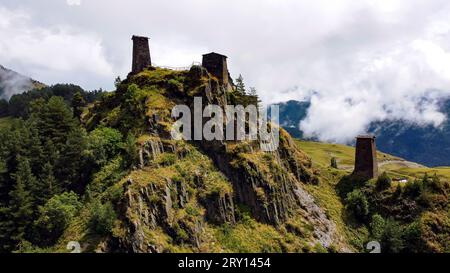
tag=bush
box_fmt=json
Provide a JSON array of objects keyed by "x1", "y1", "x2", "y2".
[
  {"x1": 87, "y1": 127, "x2": 123, "y2": 167},
  {"x1": 404, "y1": 179, "x2": 423, "y2": 198},
  {"x1": 403, "y1": 221, "x2": 423, "y2": 253},
  {"x1": 336, "y1": 174, "x2": 368, "y2": 198},
  {"x1": 380, "y1": 218, "x2": 404, "y2": 253},
  {"x1": 330, "y1": 157, "x2": 338, "y2": 169},
  {"x1": 346, "y1": 189, "x2": 369, "y2": 221},
  {"x1": 88, "y1": 157, "x2": 125, "y2": 196},
  {"x1": 376, "y1": 172, "x2": 391, "y2": 191},
  {"x1": 124, "y1": 133, "x2": 139, "y2": 167},
  {"x1": 427, "y1": 174, "x2": 446, "y2": 194},
  {"x1": 369, "y1": 214, "x2": 385, "y2": 240},
  {"x1": 156, "y1": 153, "x2": 177, "y2": 166},
  {"x1": 33, "y1": 192, "x2": 81, "y2": 245},
  {"x1": 89, "y1": 201, "x2": 117, "y2": 235}
]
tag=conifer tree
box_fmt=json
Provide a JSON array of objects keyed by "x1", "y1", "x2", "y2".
[
  {"x1": 71, "y1": 91, "x2": 86, "y2": 120},
  {"x1": 235, "y1": 74, "x2": 246, "y2": 95},
  {"x1": 34, "y1": 162, "x2": 58, "y2": 205},
  {"x1": 9, "y1": 158, "x2": 35, "y2": 243}
]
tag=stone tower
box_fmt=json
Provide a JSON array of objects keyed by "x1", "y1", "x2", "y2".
[
  {"x1": 202, "y1": 52, "x2": 229, "y2": 87},
  {"x1": 131, "y1": 35, "x2": 151, "y2": 74},
  {"x1": 354, "y1": 135, "x2": 378, "y2": 179}
]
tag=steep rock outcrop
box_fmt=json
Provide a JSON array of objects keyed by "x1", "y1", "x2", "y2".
[{"x1": 87, "y1": 66, "x2": 349, "y2": 252}]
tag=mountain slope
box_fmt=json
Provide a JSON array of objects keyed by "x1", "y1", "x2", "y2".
[
  {"x1": 2, "y1": 65, "x2": 446, "y2": 253},
  {"x1": 273, "y1": 99, "x2": 450, "y2": 167},
  {"x1": 0, "y1": 65, "x2": 45, "y2": 100},
  {"x1": 54, "y1": 66, "x2": 350, "y2": 253},
  {"x1": 296, "y1": 140, "x2": 450, "y2": 252}
]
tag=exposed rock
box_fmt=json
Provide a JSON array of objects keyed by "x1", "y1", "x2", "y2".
[
  {"x1": 105, "y1": 66, "x2": 350, "y2": 253},
  {"x1": 201, "y1": 191, "x2": 236, "y2": 224}
]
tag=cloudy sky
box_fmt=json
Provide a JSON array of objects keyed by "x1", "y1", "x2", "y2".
[{"x1": 1, "y1": 0, "x2": 450, "y2": 142}]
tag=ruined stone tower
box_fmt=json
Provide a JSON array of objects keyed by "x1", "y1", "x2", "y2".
[
  {"x1": 131, "y1": 35, "x2": 151, "y2": 74},
  {"x1": 354, "y1": 135, "x2": 378, "y2": 179},
  {"x1": 202, "y1": 52, "x2": 230, "y2": 87}
]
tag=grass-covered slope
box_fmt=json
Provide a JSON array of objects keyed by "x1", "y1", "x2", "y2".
[
  {"x1": 297, "y1": 140, "x2": 450, "y2": 252},
  {"x1": 297, "y1": 140, "x2": 450, "y2": 181}
]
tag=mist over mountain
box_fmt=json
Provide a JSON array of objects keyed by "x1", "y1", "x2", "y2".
[
  {"x1": 274, "y1": 99, "x2": 450, "y2": 167},
  {"x1": 0, "y1": 65, "x2": 44, "y2": 100}
]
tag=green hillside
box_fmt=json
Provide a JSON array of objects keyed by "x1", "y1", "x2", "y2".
[
  {"x1": 296, "y1": 140, "x2": 450, "y2": 252},
  {"x1": 0, "y1": 117, "x2": 14, "y2": 129},
  {"x1": 297, "y1": 140, "x2": 450, "y2": 181}
]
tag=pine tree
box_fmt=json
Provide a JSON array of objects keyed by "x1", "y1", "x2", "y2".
[
  {"x1": 71, "y1": 91, "x2": 86, "y2": 120},
  {"x1": 124, "y1": 133, "x2": 138, "y2": 167},
  {"x1": 235, "y1": 74, "x2": 246, "y2": 95},
  {"x1": 36, "y1": 162, "x2": 58, "y2": 204},
  {"x1": 57, "y1": 129, "x2": 87, "y2": 192},
  {"x1": 9, "y1": 158, "x2": 34, "y2": 244},
  {"x1": 24, "y1": 121, "x2": 44, "y2": 174},
  {"x1": 30, "y1": 97, "x2": 79, "y2": 151},
  {"x1": 114, "y1": 76, "x2": 122, "y2": 88}
]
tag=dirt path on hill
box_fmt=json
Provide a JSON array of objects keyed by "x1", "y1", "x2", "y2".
[
  {"x1": 378, "y1": 160, "x2": 425, "y2": 169},
  {"x1": 337, "y1": 159, "x2": 425, "y2": 172}
]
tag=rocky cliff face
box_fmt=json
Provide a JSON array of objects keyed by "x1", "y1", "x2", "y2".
[{"x1": 84, "y1": 65, "x2": 350, "y2": 252}]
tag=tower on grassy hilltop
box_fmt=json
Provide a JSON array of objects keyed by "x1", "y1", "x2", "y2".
[
  {"x1": 131, "y1": 35, "x2": 151, "y2": 74},
  {"x1": 354, "y1": 135, "x2": 378, "y2": 179},
  {"x1": 202, "y1": 52, "x2": 230, "y2": 87}
]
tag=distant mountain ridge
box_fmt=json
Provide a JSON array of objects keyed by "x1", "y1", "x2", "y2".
[
  {"x1": 0, "y1": 65, "x2": 45, "y2": 100},
  {"x1": 273, "y1": 99, "x2": 450, "y2": 167}
]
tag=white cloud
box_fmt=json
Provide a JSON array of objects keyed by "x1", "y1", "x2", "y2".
[
  {"x1": 299, "y1": 36, "x2": 450, "y2": 142},
  {"x1": 0, "y1": 6, "x2": 113, "y2": 90},
  {"x1": 66, "y1": 0, "x2": 81, "y2": 6},
  {"x1": 1, "y1": 0, "x2": 450, "y2": 142}
]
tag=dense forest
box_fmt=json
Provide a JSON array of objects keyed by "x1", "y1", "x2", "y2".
[{"x1": 0, "y1": 85, "x2": 123, "y2": 252}]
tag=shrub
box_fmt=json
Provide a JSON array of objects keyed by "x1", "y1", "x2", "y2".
[
  {"x1": 87, "y1": 127, "x2": 123, "y2": 167},
  {"x1": 404, "y1": 179, "x2": 423, "y2": 198},
  {"x1": 393, "y1": 185, "x2": 403, "y2": 198},
  {"x1": 403, "y1": 221, "x2": 423, "y2": 253},
  {"x1": 33, "y1": 192, "x2": 81, "y2": 245},
  {"x1": 376, "y1": 172, "x2": 391, "y2": 191},
  {"x1": 427, "y1": 174, "x2": 445, "y2": 194},
  {"x1": 156, "y1": 153, "x2": 177, "y2": 166},
  {"x1": 330, "y1": 157, "x2": 338, "y2": 169},
  {"x1": 369, "y1": 214, "x2": 385, "y2": 240},
  {"x1": 89, "y1": 201, "x2": 117, "y2": 235},
  {"x1": 337, "y1": 174, "x2": 368, "y2": 198},
  {"x1": 380, "y1": 218, "x2": 404, "y2": 253},
  {"x1": 346, "y1": 189, "x2": 369, "y2": 221},
  {"x1": 173, "y1": 223, "x2": 189, "y2": 242},
  {"x1": 89, "y1": 157, "x2": 125, "y2": 196},
  {"x1": 124, "y1": 133, "x2": 139, "y2": 167}
]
